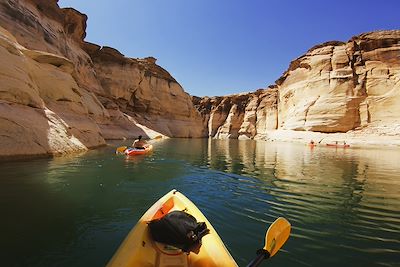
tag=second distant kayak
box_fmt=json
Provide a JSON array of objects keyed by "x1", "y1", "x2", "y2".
[
  {"x1": 125, "y1": 144, "x2": 153, "y2": 155},
  {"x1": 326, "y1": 143, "x2": 350, "y2": 148}
]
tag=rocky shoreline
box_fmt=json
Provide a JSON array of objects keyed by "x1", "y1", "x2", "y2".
[{"x1": 256, "y1": 130, "x2": 400, "y2": 149}]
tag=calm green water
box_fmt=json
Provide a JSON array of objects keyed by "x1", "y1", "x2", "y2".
[{"x1": 1, "y1": 139, "x2": 400, "y2": 267}]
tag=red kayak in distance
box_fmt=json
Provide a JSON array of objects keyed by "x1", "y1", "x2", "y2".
[
  {"x1": 125, "y1": 145, "x2": 153, "y2": 155},
  {"x1": 326, "y1": 143, "x2": 350, "y2": 148}
]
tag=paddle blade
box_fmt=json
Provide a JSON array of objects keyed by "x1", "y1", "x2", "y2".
[
  {"x1": 264, "y1": 217, "x2": 291, "y2": 257},
  {"x1": 116, "y1": 146, "x2": 127, "y2": 154}
]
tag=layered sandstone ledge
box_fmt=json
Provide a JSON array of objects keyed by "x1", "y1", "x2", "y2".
[
  {"x1": 193, "y1": 30, "x2": 400, "y2": 147},
  {"x1": 0, "y1": 0, "x2": 203, "y2": 157}
]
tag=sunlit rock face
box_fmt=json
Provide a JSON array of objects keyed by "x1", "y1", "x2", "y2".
[
  {"x1": 194, "y1": 30, "x2": 400, "y2": 139},
  {"x1": 0, "y1": 0, "x2": 102, "y2": 93},
  {"x1": 277, "y1": 31, "x2": 400, "y2": 133},
  {"x1": 192, "y1": 88, "x2": 278, "y2": 139},
  {"x1": 0, "y1": 26, "x2": 104, "y2": 157},
  {"x1": 0, "y1": 0, "x2": 203, "y2": 156}
]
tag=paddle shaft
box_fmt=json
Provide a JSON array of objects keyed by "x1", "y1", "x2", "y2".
[{"x1": 246, "y1": 249, "x2": 270, "y2": 267}]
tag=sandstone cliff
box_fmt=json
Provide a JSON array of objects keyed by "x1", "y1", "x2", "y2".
[
  {"x1": 83, "y1": 44, "x2": 203, "y2": 138},
  {"x1": 1, "y1": 0, "x2": 398, "y2": 158},
  {"x1": 194, "y1": 30, "x2": 400, "y2": 141},
  {"x1": 0, "y1": 0, "x2": 203, "y2": 157},
  {"x1": 192, "y1": 88, "x2": 279, "y2": 139},
  {"x1": 0, "y1": 26, "x2": 104, "y2": 156}
]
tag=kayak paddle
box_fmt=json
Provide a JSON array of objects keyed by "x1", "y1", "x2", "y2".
[
  {"x1": 115, "y1": 146, "x2": 128, "y2": 154},
  {"x1": 246, "y1": 217, "x2": 291, "y2": 267}
]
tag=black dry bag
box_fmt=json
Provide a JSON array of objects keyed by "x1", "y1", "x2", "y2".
[{"x1": 148, "y1": 210, "x2": 210, "y2": 253}]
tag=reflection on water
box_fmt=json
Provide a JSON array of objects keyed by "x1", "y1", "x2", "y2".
[
  {"x1": 201, "y1": 140, "x2": 400, "y2": 266},
  {"x1": 0, "y1": 139, "x2": 399, "y2": 267}
]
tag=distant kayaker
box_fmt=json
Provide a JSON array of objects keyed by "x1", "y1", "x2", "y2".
[
  {"x1": 132, "y1": 135, "x2": 148, "y2": 149},
  {"x1": 309, "y1": 140, "x2": 315, "y2": 148}
]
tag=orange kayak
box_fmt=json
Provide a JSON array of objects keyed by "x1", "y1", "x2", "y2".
[
  {"x1": 106, "y1": 189, "x2": 238, "y2": 267},
  {"x1": 125, "y1": 144, "x2": 153, "y2": 155}
]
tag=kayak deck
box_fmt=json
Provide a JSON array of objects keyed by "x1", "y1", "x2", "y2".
[
  {"x1": 125, "y1": 144, "x2": 153, "y2": 155},
  {"x1": 107, "y1": 190, "x2": 238, "y2": 267}
]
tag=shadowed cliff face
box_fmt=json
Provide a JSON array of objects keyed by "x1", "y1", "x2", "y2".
[
  {"x1": 194, "y1": 31, "x2": 400, "y2": 139},
  {"x1": 84, "y1": 45, "x2": 203, "y2": 138},
  {"x1": 0, "y1": 0, "x2": 203, "y2": 157}
]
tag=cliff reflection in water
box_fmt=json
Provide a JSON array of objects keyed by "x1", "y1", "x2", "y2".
[
  {"x1": 205, "y1": 139, "x2": 400, "y2": 200},
  {"x1": 203, "y1": 139, "x2": 400, "y2": 266},
  {"x1": 1, "y1": 139, "x2": 399, "y2": 267}
]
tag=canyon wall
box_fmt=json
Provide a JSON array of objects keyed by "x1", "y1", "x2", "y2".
[
  {"x1": 0, "y1": 0, "x2": 203, "y2": 157},
  {"x1": 0, "y1": 0, "x2": 398, "y2": 158},
  {"x1": 193, "y1": 88, "x2": 279, "y2": 139},
  {"x1": 194, "y1": 31, "x2": 400, "y2": 140}
]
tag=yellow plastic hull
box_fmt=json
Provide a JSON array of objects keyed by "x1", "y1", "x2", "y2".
[{"x1": 107, "y1": 189, "x2": 238, "y2": 267}]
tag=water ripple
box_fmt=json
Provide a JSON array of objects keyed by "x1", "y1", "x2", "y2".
[{"x1": 2, "y1": 139, "x2": 400, "y2": 267}]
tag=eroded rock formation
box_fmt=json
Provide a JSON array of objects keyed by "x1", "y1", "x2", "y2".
[
  {"x1": 194, "y1": 31, "x2": 400, "y2": 140},
  {"x1": 1, "y1": 0, "x2": 398, "y2": 158},
  {"x1": 84, "y1": 45, "x2": 203, "y2": 138},
  {"x1": 193, "y1": 88, "x2": 279, "y2": 139},
  {"x1": 0, "y1": 0, "x2": 203, "y2": 157},
  {"x1": 0, "y1": 26, "x2": 104, "y2": 156},
  {"x1": 277, "y1": 31, "x2": 400, "y2": 134}
]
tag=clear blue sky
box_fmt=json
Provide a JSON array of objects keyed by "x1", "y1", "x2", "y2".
[{"x1": 59, "y1": 0, "x2": 400, "y2": 97}]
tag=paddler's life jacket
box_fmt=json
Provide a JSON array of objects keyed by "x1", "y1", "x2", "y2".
[{"x1": 148, "y1": 210, "x2": 210, "y2": 253}]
